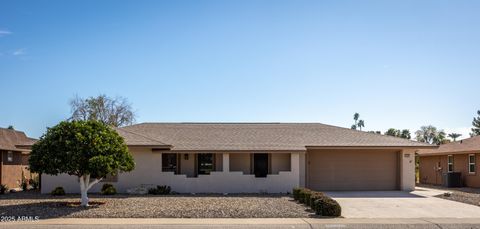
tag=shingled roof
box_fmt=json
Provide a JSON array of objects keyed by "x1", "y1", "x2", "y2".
[
  {"x1": 418, "y1": 136, "x2": 480, "y2": 156},
  {"x1": 0, "y1": 128, "x2": 36, "y2": 151},
  {"x1": 119, "y1": 123, "x2": 434, "y2": 151}
]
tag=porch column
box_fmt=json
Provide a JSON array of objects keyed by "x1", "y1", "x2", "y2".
[
  {"x1": 223, "y1": 153, "x2": 230, "y2": 172},
  {"x1": 400, "y1": 149, "x2": 415, "y2": 191},
  {"x1": 291, "y1": 152, "x2": 300, "y2": 187}
]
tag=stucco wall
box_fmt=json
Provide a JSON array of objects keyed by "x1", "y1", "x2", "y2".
[
  {"x1": 179, "y1": 153, "x2": 195, "y2": 177},
  {"x1": 230, "y1": 153, "x2": 251, "y2": 174},
  {"x1": 400, "y1": 149, "x2": 416, "y2": 191},
  {"x1": 1, "y1": 151, "x2": 31, "y2": 189},
  {"x1": 271, "y1": 153, "x2": 290, "y2": 174},
  {"x1": 41, "y1": 149, "x2": 301, "y2": 194}
]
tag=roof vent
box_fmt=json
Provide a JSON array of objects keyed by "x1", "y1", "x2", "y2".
[{"x1": 460, "y1": 140, "x2": 463, "y2": 144}]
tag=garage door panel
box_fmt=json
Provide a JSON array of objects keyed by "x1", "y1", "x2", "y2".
[{"x1": 308, "y1": 149, "x2": 399, "y2": 191}]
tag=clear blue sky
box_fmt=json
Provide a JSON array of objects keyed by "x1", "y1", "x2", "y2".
[{"x1": 1, "y1": 0, "x2": 479, "y2": 139}]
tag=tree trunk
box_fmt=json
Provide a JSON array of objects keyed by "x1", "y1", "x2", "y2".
[{"x1": 79, "y1": 174, "x2": 102, "y2": 207}]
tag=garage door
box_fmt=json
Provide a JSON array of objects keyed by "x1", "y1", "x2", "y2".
[{"x1": 308, "y1": 149, "x2": 399, "y2": 191}]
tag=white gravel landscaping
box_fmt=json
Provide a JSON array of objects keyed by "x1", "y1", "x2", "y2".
[{"x1": 0, "y1": 192, "x2": 312, "y2": 218}]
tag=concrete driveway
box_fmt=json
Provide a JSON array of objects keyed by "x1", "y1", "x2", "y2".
[{"x1": 326, "y1": 187, "x2": 480, "y2": 218}]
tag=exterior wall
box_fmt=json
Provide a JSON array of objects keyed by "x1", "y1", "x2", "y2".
[
  {"x1": 271, "y1": 153, "x2": 290, "y2": 174},
  {"x1": 41, "y1": 149, "x2": 300, "y2": 194},
  {"x1": 230, "y1": 153, "x2": 251, "y2": 174},
  {"x1": 179, "y1": 153, "x2": 195, "y2": 177},
  {"x1": 420, "y1": 153, "x2": 480, "y2": 188},
  {"x1": 0, "y1": 150, "x2": 31, "y2": 189},
  {"x1": 400, "y1": 149, "x2": 415, "y2": 191}
]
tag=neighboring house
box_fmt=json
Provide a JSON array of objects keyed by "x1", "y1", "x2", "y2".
[
  {"x1": 41, "y1": 123, "x2": 434, "y2": 194},
  {"x1": 0, "y1": 128, "x2": 36, "y2": 189},
  {"x1": 418, "y1": 136, "x2": 480, "y2": 188}
]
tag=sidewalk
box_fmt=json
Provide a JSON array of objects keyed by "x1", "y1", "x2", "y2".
[{"x1": 3, "y1": 218, "x2": 480, "y2": 228}]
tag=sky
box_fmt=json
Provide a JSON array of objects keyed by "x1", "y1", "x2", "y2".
[{"x1": 1, "y1": 0, "x2": 479, "y2": 139}]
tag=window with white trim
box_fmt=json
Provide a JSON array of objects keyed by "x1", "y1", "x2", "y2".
[
  {"x1": 447, "y1": 155, "x2": 454, "y2": 172},
  {"x1": 469, "y1": 154, "x2": 476, "y2": 173}
]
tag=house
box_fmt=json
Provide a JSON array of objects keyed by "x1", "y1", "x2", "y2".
[
  {"x1": 0, "y1": 128, "x2": 36, "y2": 189},
  {"x1": 418, "y1": 136, "x2": 480, "y2": 188},
  {"x1": 41, "y1": 123, "x2": 434, "y2": 194}
]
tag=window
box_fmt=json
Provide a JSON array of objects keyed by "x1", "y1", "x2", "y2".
[
  {"x1": 162, "y1": 153, "x2": 177, "y2": 173},
  {"x1": 7, "y1": 151, "x2": 13, "y2": 162},
  {"x1": 447, "y1": 155, "x2": 454, "y2": 172},
  {"x1": 469, "y1": 154, "x2": 476, "y2": 173},
  {"x1": 197, "y1": 153, "x2": 214, "y2": 175}
]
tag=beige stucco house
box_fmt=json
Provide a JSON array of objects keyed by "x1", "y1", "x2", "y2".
[{"x1": 41, "y1": 123, "x2": 435, "y2": 194}]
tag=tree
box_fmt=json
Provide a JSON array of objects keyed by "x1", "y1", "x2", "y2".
[
  {"x1": 29, "y1": 120, "x2": 134, "y2": 206},
  {"x1": 415, "y1": 125, "x2": 446, "y2": 145},
  {"x1": 471, "y1": 110, "x2": 480, "y2": 136},
  {"x1": 385, "y1": 128, "x2": 400, "y2": 137},
  {"x1": 448, "y1": 133, "x2": 462, "y2": 141},
  {"x1": 384, "y1": 128, "x2": 411, "y2": 139},
  {"x1": 400, "y1": 129, "x2": 411, "y2": 139},
  {"x1": 7, "y1": 125, "x2": 14, "y2": 130},
  {"x1": 70, "y1": 95, "x2": 136, "y2": 127},
  {"x1": 351, "y1": 113, "x2": 365, "y2": 131}
]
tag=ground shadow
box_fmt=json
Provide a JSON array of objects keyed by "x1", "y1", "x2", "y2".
[
  {"x1": 0, "y1": 201, "x2": 96, "y2": 219},
  {"x1": 324, "y1": 191, "x2": 426, "y2": 198}
]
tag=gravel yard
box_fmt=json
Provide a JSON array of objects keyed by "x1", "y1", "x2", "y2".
[
  {"x1": 418, "y1": 184, "x2": 480, "y2": 207},
  {"x1": 0, "y1": 192, "x2": 311, "y2": 218}
]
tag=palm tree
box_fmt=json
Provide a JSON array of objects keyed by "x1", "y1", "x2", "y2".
[
  {"x1": 357, "y1": 120, "x2": 365, "y2": 131},
  {"x1": 351, "y1": 113, "x2": 365, "y2": 131},
  {"x1": 415, "y1": 125, "x2": 446, "y2": 145},
  {"x1": 448, "y1": 133, "x2": 462, "y2": 141}
]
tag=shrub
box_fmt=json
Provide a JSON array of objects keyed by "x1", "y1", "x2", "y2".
[
  {"x1": 292, "y1": 187, "x2": 302, "y2": 201},
  {"x1": 20, "y1": 179, "x2": 29, "y2": 191},
  {"x1": 51, "y1": 187, "x2": 65, "y2": 196},
  {"x1": 101, "y1": 184, "x2": 117, "y2": 195},
  {"x1": 313, "y1": 196, "x2": 341, "y2": 217},
  {"x1": 298, "y1": 188, "x2": 310, "y2": 204},
  {"x1": 148, "y1": 185, "x2": 171, "y2": 195},
  {"x1": 309, "y1": 192, "x2": 325, "y2": 209},
  {"x1": 0, "y1": 184, "x2": 8, "y2": 194},
  {"x1": 30, "y1": 178, "x2": 40, "y2": 190},
  {"x1": 303, "y1": 190, "x2": 313, "y2": 206}
]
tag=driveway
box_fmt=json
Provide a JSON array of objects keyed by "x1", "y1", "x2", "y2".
[{"x1": 326, "y1": 187, "x2": 480, "y2": 218}]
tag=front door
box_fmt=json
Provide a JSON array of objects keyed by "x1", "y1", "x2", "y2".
[
  {"x1": 254, "y1": 153, "x2": 268, "y2": 177},
  {"x1": 197, "y1": 153, "x2": 214, "y2": 175}
]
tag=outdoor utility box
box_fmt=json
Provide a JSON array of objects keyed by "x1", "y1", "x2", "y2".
[{"x1": 443, "y1": 172, "x2": 463, "y2": 187}]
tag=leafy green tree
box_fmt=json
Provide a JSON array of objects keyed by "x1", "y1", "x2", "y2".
[
  {"x1": 448, "y1": 133, "x2": 462, "y2": 141},
  {"x1": 351, "y1": 113, "x2": 365, "y2": 131},
  {"x1": 400, "y1": 129, "x2": 411, "y2": 139},
  {"x1": 471, "y1": 110, "x2": 480, "y2": 136},
  {"x1": 29, "y1": 120, "x2": 134, "y2": 206},
  {"x1": 385, "y1": 128, "x2": 400, "y2": 137},
  {"x1": 415, "y1": 125, "x2": 446, "y2": 145},
  {"x1": 70, "y1": 94, "x2": 136, "y2": 127},
  {"x1": 7, "y1": 125, "x2": 14, "y2": 130}
]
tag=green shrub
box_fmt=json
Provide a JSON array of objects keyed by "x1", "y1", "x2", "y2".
[
  {"x1": 51, "y1": 187, "x2": 65, "y2": 196},
  {"x1": 313, "y1": 196, "x2": 341, "y2": 217},
  {"x1": 292, "y1": 187, "x2": 302, "y2": 201},
  {"x1": 309, "y1": 192, "x2": 325, "y2": 209},
  {"x1": 298, "y1": 188, "x2": 310, "y2": 204},
  {"x1": 148, "y1": 185, "x2": 171, "y2": 195},
  {"x1": 0, "y1": 184, "x2": 8, "y2": 194},
  {"x1": 303, "y1": 190, "x2": 313, "y2": 206},
  {"x1": 101, "y1": 184, "x2": 117, "y2": 195}
]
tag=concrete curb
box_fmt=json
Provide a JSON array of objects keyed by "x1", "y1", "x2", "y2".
[{"x1": 3, "y1": 218, "x2": 480, "y2": 225}]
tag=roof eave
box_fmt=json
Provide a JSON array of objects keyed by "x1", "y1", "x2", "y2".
[{"x1": 305, "y1": 145, "x2": 438, "y2": 150}]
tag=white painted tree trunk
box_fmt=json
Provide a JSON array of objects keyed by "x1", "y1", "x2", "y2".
[{"x1": 79, "y1": 174, "x2": 102, "y2": 207}]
